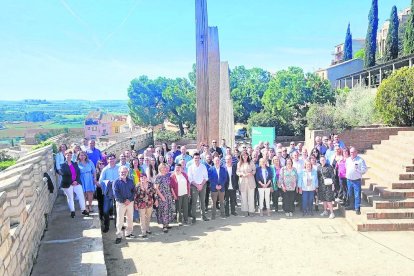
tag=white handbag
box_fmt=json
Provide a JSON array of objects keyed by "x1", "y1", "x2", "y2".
[{"x1": 324, "y1": 178, "x2": 333, "y2": 186}]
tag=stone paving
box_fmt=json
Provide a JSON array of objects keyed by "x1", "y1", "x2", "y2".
[{"x1": 102, "y1": 208, "x2": 414, "y2": 276}]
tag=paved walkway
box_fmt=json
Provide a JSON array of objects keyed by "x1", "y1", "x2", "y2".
[
  {"x1": 102, "y1": 208, "x2": 414, "y2": 276},
  {"x1": 31, "y1": 194, "x2": 106, "y2": 276}
]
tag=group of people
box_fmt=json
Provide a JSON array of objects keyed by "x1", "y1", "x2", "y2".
[{"x1": 55, "y1": 134, "x2": 367, "y2": 244}]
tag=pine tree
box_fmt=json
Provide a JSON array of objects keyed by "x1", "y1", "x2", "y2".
[
  {"x1": 404, "y1": 0, "x2": 414, "y2": 55},
  {"x1": 364, "y1": 0, "x2": 379, "y2": 68},
  {"x1": 344, "y1": 23, "x2": 353, "y2": 61},
  {"x1": 384, "y1": 6, "x2": 399, "y2": 61}
]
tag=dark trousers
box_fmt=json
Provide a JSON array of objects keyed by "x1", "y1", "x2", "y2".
[
  {"x1": 283, "y1": 191, "x2": 295, "y2": 213},
  {"x1": 338, "y1": 177, "x2": 348, "y2": 200},
  {"x1": 95, "y1": 186, "x2": 104, "y2": 219},
  {"x1": 295, "y1": 189, "x2": 302, "y2": 210},
  {"x1": 271, "y1": 189, "x2": 280, "y2": 211},
  {"x1": 191, "y1": 185, "x2": 207, "y2": 218},
  {"x1": 205, "y1": 184, "x2": 210, "y2": 210},
  {"x1": 103, "y1": 196, "x2": 113, "y2": 229},
  {"x1": 225, "y1": 189, "x2": 237, "y2": 215}
]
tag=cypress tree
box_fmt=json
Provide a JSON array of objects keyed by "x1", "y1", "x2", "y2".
[
  {"x1": 384, "y1": 6, "x2": 399, "y2": 61},
  {"x1": 404, "y1": 0, "x2": 414, "y2": 55},
  {"x1": 364, "y1": 0, "x2": 379, "y2": 68},
  {"x1": 344, "y1": 23, "x2": 353, "y2": 61}
]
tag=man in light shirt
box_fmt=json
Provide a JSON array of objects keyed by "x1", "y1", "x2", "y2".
[
  {"x1": 345, "y1": 147, "x2": 367, "y2": 215},
  {"x1": 292, "y1": 151, "x2": 304, "y2": 210},
  {"x1": 188, "y1": 152, "x2": 209, "y2": 223}
]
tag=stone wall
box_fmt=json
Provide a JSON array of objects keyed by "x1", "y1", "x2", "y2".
[
  {"x1": 0, "y1": 136, "x2": 60, "y2": 276},
  {"x1": 102, "y1": 131, "x2": 153, "y2": 156},
  {"x1": 304, "y1": 126, "x2": 414, "y2": 152}
]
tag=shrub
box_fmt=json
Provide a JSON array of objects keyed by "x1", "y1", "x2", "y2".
[
  {"x1": 32, "y1": 141, "x2": 58, "y2": 153},
  {"x1": 0, "y1": 160, "x2": 16, "y2": 171},
  {"x1": 154, "y1": 129, "x2": 181, "y2": 142},
  {"x1": 375, "y1": 67, "x2": 414, "y2": 126},
  {"x1": 306, "y1": 86, "x2": 381, "y2": 130}
]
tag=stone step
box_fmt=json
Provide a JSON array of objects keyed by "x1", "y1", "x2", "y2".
[
  {"x1": 342, "y1": 207, "x2": 414, "y2": 231},
  {"x1": 400, "y1": 173, "x2": 414, "y2": 181},
  {"x1": 372, "y1": 140, "x2": 414, "y2": 153},
  {"x1": 362, "y1": 170, "x2": 399, "y2": 188},
  {"x1": 363, "y1": 155, "x2": 413, "y2": 173},
  {"x1": 364, "y1": 148, "x2": 414, "y2": 165},
  {"x1": 366, "y1": 208, "x2": 414, "y2": 220},
  {"x1": 392, "y1": 181, "x2": 414, "y2": 189},
  {"x1": 373, "y1": 198, "x2": 414, "y2": 209},
  {"x1": 373, "y1": 186, "x2": 414, "y2": 199},
  {"x1": 396, "y1": 131, "x2": 414, "y2": 137}
]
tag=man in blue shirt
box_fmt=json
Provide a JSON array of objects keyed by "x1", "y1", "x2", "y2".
[
  {"x1": 86, "y1": 140, "x2": 102, "y2": 166},
  {"x1": 114, "y1": 165, "x2": 136, "y2": 244},
  {"x1": 99, "y1": 153, "x2": 119, "y2": 232},
  {"x1": 175, "y1": 145, "x2": 192, "y2": 164}
]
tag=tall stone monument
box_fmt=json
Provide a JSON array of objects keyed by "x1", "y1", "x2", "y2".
[
  {"x1": 195, "y1": 0, "x2": 209, "y2": 145},
  {"x1": 207, "y1": 26, "x2": 220, "y2": 143},
  {"x1": 195, "y1": 0, "x2": 235, "y2": 147}
]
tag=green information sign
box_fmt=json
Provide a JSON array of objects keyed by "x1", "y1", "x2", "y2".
[{"x1": 251, "y1": 127, "x2": 275, "y2": 147}]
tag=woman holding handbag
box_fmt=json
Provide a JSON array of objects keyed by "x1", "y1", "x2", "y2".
[{"x1": 318, "y1": 155, "x2": 335, "y2": 219}]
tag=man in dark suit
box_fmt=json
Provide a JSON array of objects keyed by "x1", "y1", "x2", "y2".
[
  {"x1": 209, "y1": 139, "x2": 223, "y2": 158},
  {"x1": 224, "y1": 154, "x2": 239, "y2": 216},
  {"x1": 208, "y1": 157, "x2": 228, "y2": 219}
]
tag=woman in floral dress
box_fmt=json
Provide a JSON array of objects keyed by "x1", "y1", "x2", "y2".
[
  {"x1": 135, "y1": 173, "x2": 157, "y2": 238},
  {"x1": 155, "y1": 163, "x2": 175, "y2": 233}
]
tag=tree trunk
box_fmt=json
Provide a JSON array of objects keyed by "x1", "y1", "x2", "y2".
[{"x1": 178, "y1": 122, "x2": 185, "y2": 137}]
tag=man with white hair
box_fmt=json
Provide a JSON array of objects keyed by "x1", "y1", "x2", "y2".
[
  {"x1": 114, "y1": 166, "x2": 136, "y2": 244},
  {"x1": 345, "y1": 147, "x2": 367, "y2": 215}
]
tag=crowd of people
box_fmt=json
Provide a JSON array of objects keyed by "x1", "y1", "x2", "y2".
[{"x1": 55, "y1": 134, "x2": 367, "y2": 244}]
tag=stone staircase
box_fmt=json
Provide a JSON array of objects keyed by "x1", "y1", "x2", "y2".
[{"x1": 343, "y1": 131, "x2": 414, "y2": 231}]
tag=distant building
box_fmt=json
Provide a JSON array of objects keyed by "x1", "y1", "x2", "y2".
[
  {"x1": 377, "y1": 7, "x2": 411, "y2": 58},
  {"x1": 84, "y1": 111, "x2": 130, "y2": 139},
  {"x1": 24, "y1": 129, "x2": 50, "y2": 145},
  {"x1": 331, "y1": 39, "x2": 365, "y2": 65},
  {"x1": 316, "y1": 59, "x2": 364, "y2": 88}
]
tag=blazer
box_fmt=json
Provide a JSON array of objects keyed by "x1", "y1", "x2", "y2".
[
  {"x1": 224, "y1": 164, "x2": 239, "y2": 191},
  {"x1": 60, "y1": 161, "x2": 81, "y2": 189},
  {"x1": 255, "y1": 166, "x2": 273, "y2": 189},
  {"x1": 170, "y1": 172, "x2": 191, "y2": 196},
  {"x1": 237, "y1": 161, "x2": 257, "y2": 192},
  {"x1": 208, "y1": 166, "x2": 228, "y2": 192}
]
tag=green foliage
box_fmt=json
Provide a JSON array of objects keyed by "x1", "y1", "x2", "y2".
[
  {"x1": 307, "y1": 86, "x2": 380, "y2": 130},
  {"x1": 230, "y1": 66, "x2": 271, "y2": 123},
  {"x1": 0, "y1": 151, "x2": 13, "y2": 162},
  {"x1": 344, "y1": 23, "x2": 353, "y2": 61},
  {"x1": 247, "y1": 111, "x2": 292, "y2": 136},
  {"x1": 261, "y1": 67, "x2": 334, "y2": 135},
  {"x1": 384, "y1": 6, "x2": 399, "y2": 62},
  {"x1": 364, "y1": 0, "x2": 378, "y2": 68},
  {"x1": 354, "y1": 48, "x2": 365, "y2": 60},
  {"x1": 127, "y1": 75, "x2": 196, "y2": 136},
  {"x1": 0, "y1": 160, "x2": 16, "y2": 171},
  {"x1": 375, "y1": 67, "x2": 414, "y2": 126},
  {"x1": 32, "y1": 141, "x2": 58, "y2": 153},
  {"x1": 154, "y1": 129, "x2": 181, "y2": 142},
  {"x1": 183, "y1": 131, "x2": 197, "y2": 140},
  {"x1": 35, "y1": 128, "x2": 68, "y2": 143},
  {"x1": 404, "y1": 0, "x2": 414, "y2": 55}
]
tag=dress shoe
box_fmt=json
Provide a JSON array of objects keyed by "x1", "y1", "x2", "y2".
[
  {"x1": 70, "y1": 211, "x2": 75, "y2": 218},
  {"x1": 115, "y1": 238, "x2": 122, "y2": 244}
]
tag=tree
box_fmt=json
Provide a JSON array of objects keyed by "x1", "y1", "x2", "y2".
[
  {"x1": 384, "y1": 6, "x2": 399, "y2": 61},
  {"x1": 375, "y1": 67, "x2": 414, "y2": 126},
  {"x1": 127, "y1": 75, "x2": 196, "y2": 136},
  {"x1": 230, "y1": 66, "x2": 271, "y2": 123},
  {"x1": 364, "y1": 0, "x2": 378, "y2": 68},
  {"x1": 404, "y1": 0, "x2": 414, "y2": 55},
  {"x1": 261, "y1": 67, "x2": 334, "y2": 135},
  {"x1": 344, "y1": 23, "x2": 353, "y2": 61},
  {"x1": 354, "y1": 48, "x2": 365, "y2": 59}
]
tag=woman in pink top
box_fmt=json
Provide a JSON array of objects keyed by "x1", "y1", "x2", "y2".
[{"x1": 337, "y1": 148, "x2": 350, "y2": 207}]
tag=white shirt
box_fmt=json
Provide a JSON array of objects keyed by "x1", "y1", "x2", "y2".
[
  {"x1": 293, "y1": 159, "x2": 304, "y2": 174},
  {"x1": 176, "y1": 173, "x2": 187, "y2": 196},
  {"x1": 188, "y1": 163, "x2": 208, "y2": 186},
  {"x1": 226, "y1": 166, "x2": 233, "y2": 190},
  {"x1": 215, "y1": 167, "x2": 220, "y2": 180},
  {"x1": 345, "y1": 156, "x2": 367, "y2": 180}
]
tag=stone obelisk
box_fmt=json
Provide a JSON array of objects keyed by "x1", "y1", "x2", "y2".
[
  {"x1": 219, "y1": 61, "x2": 234, "y2": 150},
  {"x1": 207, "y1": 26, "x2": 220, "y2": 143},
  {"x1": 195, "y1": 0, "x2": 209, "y2": 145}
]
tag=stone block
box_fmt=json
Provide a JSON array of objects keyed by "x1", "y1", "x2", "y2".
[{"x1": 0, "y1": 238, "x2": 10, "y2": 260}]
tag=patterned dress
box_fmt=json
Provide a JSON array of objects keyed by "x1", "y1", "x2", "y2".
[
  {"x1": 155, "y1": 174, "x2": 175, "y2": 225},
  {"x1": 135, "y1": 182, "x2": 157, "y2": 209},
  {"x1": 318, "y1": 165, "x2": 335, "y2": 202}
]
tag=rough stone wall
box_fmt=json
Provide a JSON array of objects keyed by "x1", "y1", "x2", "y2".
[
  {"x1": 304, "y1": 126, "x2": 414, "y2": 152},
  {"x1": 0, "y1": 137, "x2": 59, "y2": 276},
  {"x1": 102, "y1": 131, "x2": 154, "y2": 157}
]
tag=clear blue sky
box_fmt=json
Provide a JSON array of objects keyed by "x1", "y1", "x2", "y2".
[{"x1": 0, "y1": 0, "x2": 410, "y2": 100}]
